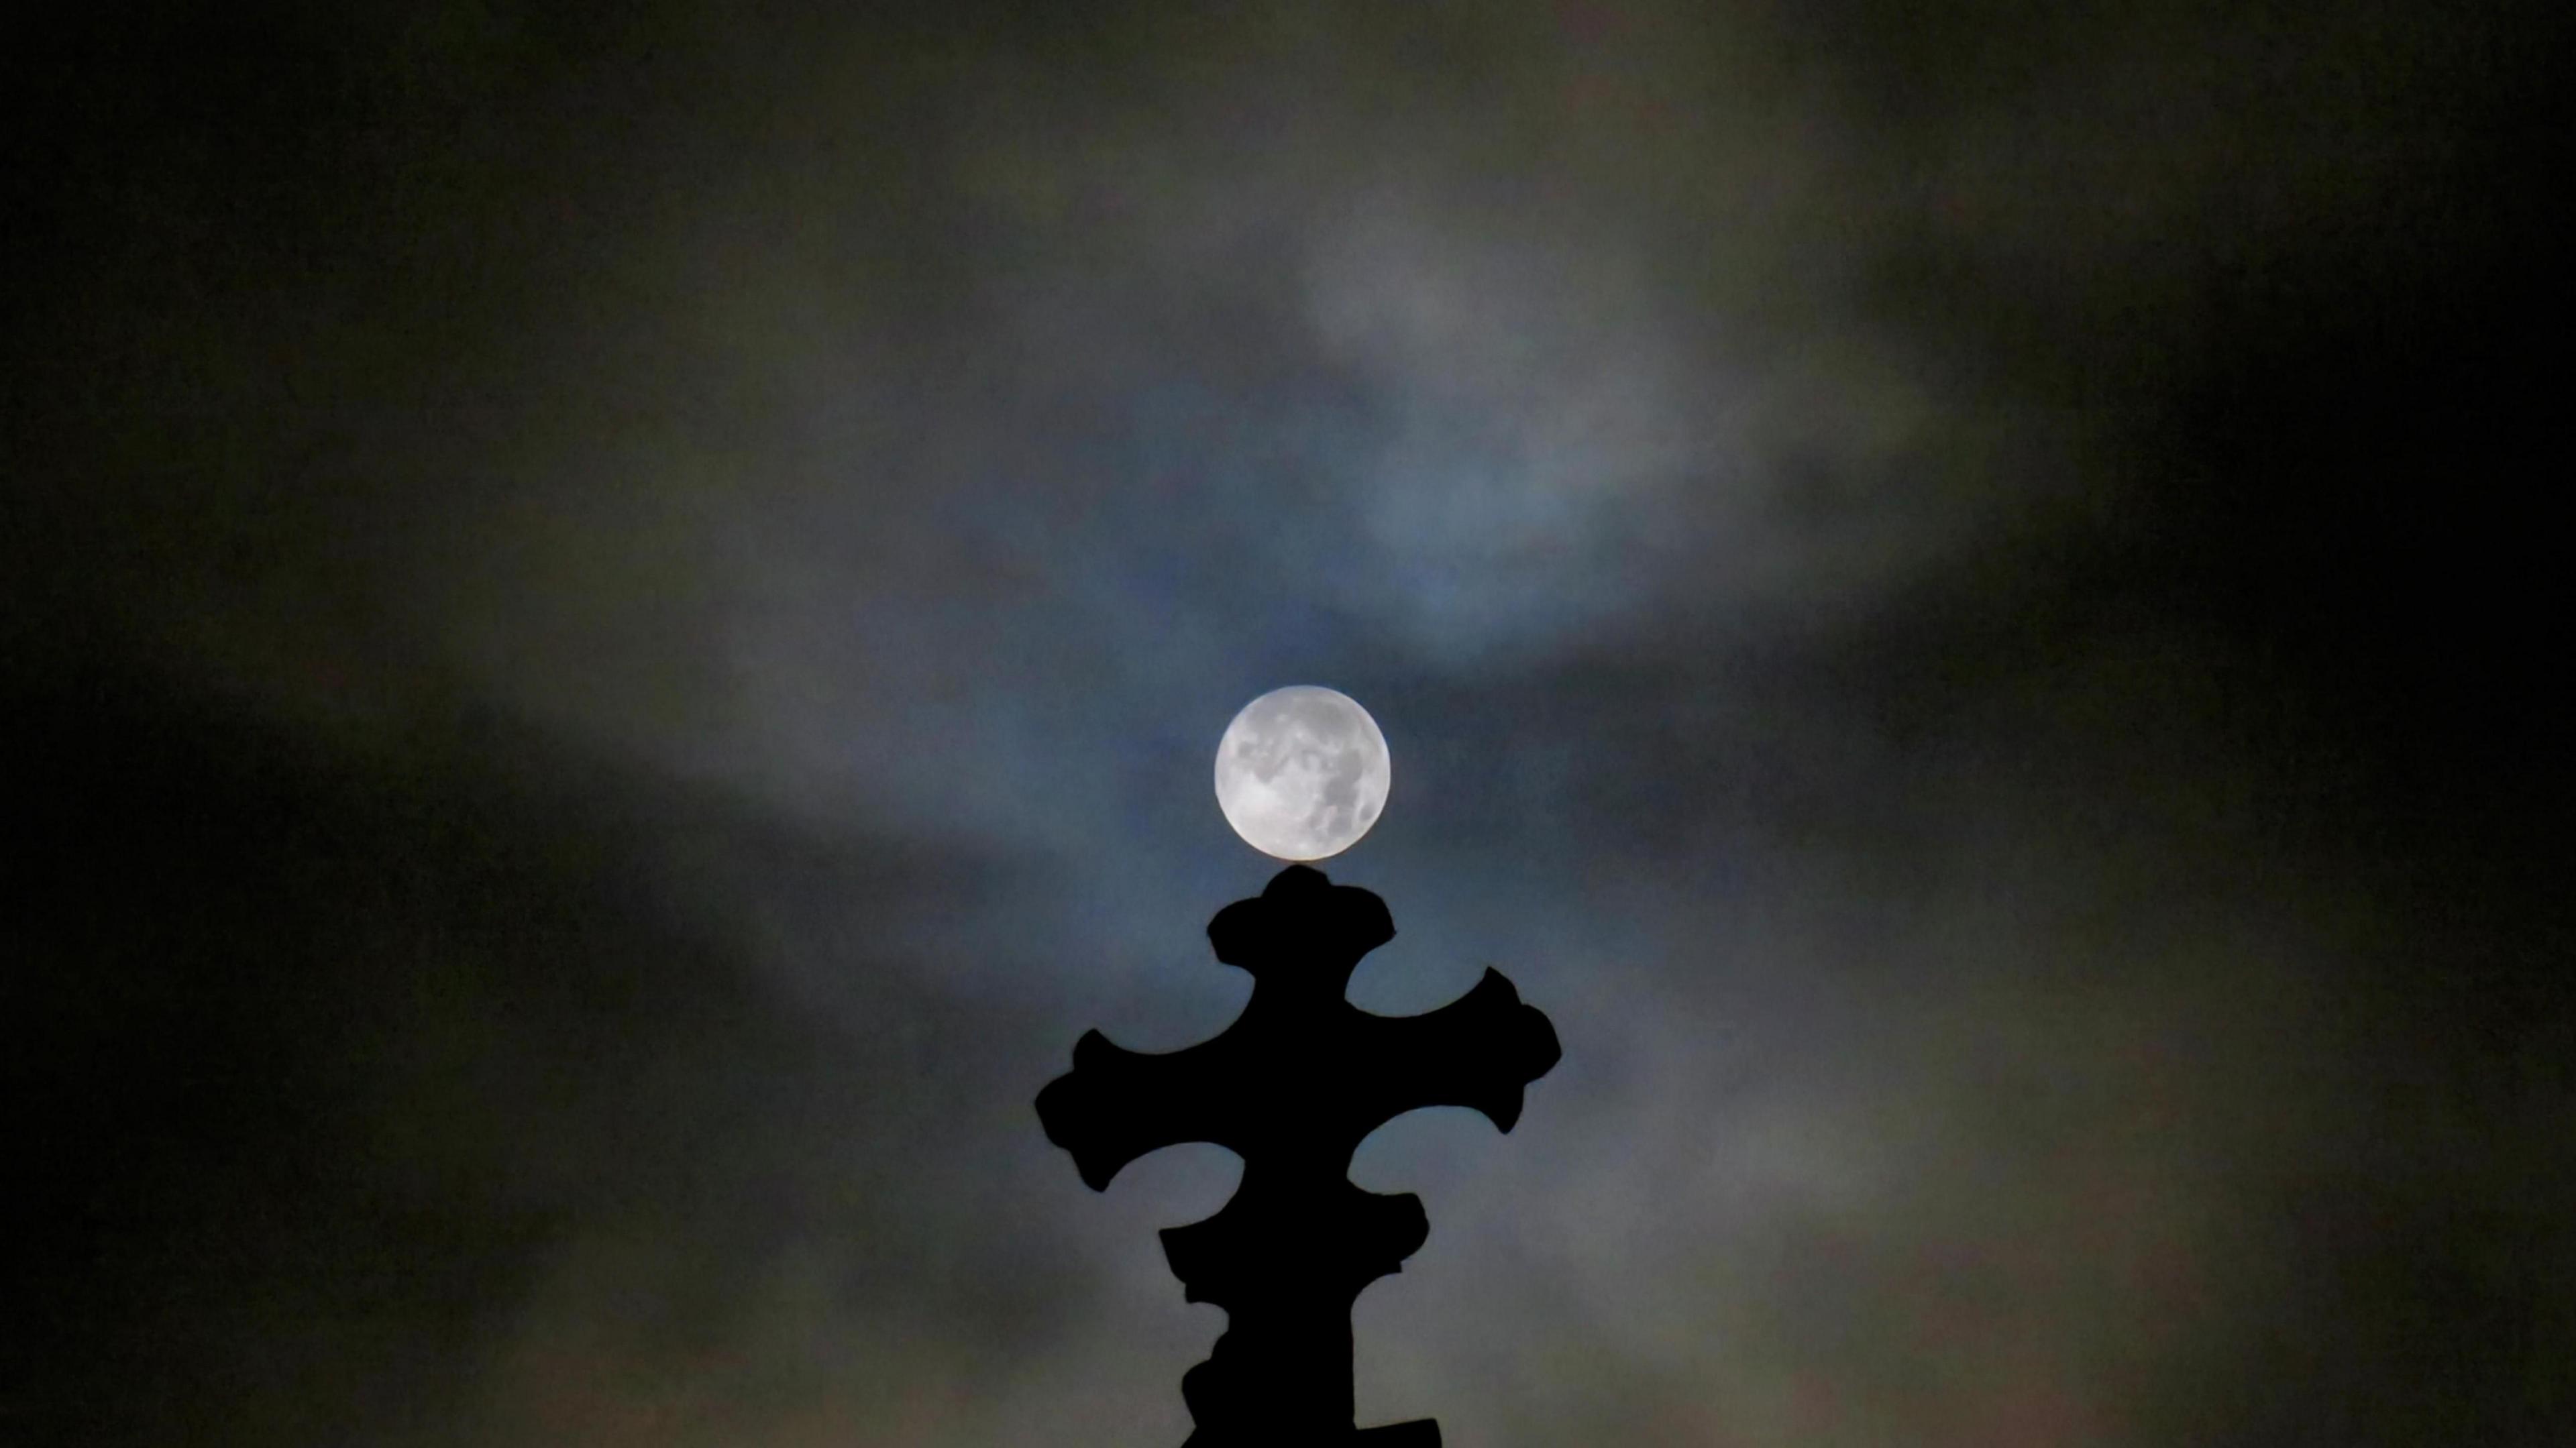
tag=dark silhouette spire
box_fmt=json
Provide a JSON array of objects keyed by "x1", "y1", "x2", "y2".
[{"x1": 1038, "y1": 865, "x2": 1562, "y2": 1445}]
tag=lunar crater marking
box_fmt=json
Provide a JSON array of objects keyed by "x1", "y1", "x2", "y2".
[{"x1": 1214, "y1": 686, "x2": 1391, "y2": 860}]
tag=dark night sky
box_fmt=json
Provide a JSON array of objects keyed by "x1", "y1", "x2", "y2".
[{"x1": 7, "y1": 2, "x2": 2573, "y2": 1444}]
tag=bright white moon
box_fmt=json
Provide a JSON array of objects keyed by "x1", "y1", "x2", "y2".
[{"x1": 1213, "y1": 685, "x2": 1391, "y2": 860}]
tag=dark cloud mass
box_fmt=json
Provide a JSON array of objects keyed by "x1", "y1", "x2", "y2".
[{"x1": 7, "y1": 1, "x2": 2571, "y2": 1444}]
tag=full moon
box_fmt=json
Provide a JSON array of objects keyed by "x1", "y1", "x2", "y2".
[{"x1": 1213, "y1": 685, "x2": 1392, "y2": 860}]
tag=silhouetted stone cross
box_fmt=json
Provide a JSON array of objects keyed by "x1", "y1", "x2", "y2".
[{"x1": 1037, "y1": 865, "x2": 1561, "y2": 1447}]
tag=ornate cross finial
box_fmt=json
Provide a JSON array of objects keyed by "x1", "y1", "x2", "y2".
[{"x1": 1037, "y1": 865, "x2": 1562, "y2": 1446}]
